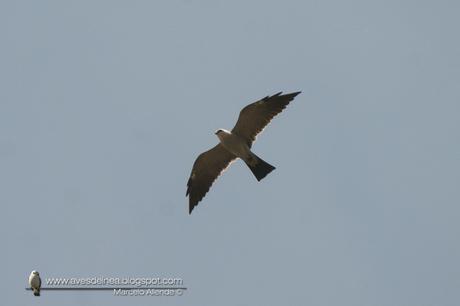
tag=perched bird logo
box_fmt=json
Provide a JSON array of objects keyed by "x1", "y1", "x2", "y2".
[
  {"x1": 28, "y1": 270, "x2": 41, "y2": 296},
  {"x1": 186, "y1": 91, "x2": 301, "y2": 213}
]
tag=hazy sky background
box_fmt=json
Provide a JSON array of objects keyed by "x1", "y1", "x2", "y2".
[{"x1": 1, "y1": 1, "x2": 459, "y2": 305}]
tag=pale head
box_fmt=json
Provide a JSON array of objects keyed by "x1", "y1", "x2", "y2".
[
  {"x1": 214, "y1": 128, "x2": 226, "y2": 135},
  {"x1": 214, "y1": 129, "x2": 230, "y2": 141}
]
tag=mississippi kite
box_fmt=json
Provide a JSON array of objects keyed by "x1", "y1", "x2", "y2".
[
  {"x1": 186, "y1": 91, "x2": 301, "y2": 213},
  {"x1": 28, "y1": 270, "x2": 41, "y2": 296}
]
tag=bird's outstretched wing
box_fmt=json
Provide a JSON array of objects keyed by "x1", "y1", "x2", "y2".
[
  {"x1": 232, "y1": 91, "x2": 301, "y2": 147},
  {"x1": 187, "y1": 144, "x2": 236, "y2": 213}
]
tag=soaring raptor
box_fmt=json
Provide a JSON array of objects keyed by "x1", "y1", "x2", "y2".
[{"x1": 186, "y1": 91, "x2": 301, "y2": 214}]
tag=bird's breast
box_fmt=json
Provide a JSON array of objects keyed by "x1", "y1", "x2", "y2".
[{"x1": 218, "y1": 133, "x2": 250, "y2": 158}]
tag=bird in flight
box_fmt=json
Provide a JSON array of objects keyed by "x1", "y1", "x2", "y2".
[
  {"x1": 186, "y1": 91, "x2": 301, "y2": 214},
  {"x1": 28, "y1": 270, "x2": 41, "y2": 296}
]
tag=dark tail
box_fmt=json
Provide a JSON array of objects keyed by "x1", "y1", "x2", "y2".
[
  {"x1": 34, "y1": 290, "x2": 40, "y2": 296},
  {"x1": 245, "y1": 154, "x2": 275, "y2": 181}
]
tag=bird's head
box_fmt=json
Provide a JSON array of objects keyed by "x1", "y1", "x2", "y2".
[
  {"x1": 214, "y1": 129, "x2": 230, "y2": 141},
  {"x1": 214, "y1": 129, "x2": 230, "y2": 135},
  {"x1": 31, "y1": 271, "x2": 39, "y2": 275}
]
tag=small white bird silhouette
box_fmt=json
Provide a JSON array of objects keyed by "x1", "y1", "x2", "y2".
[{"x1": 28, "y1": 271, "x2": 41, "y2": 296}]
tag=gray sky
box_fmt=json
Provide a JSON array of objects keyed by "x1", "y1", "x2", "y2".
[{"x1": 1, "y1": 1, "x2": 459, "y2": 305}]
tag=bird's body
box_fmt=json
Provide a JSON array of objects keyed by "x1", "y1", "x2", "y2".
[
  {"x1": 215, "y1": 128, "x2": 275, "y2": 179},
  {"x1": 186, "y1": 91, "x2": 301, "y2": 213},
  {"x1": 28, "y1": 271, "x2": 41, "y2": 296},
  {"x1": 215, "y1": 129, "x2": 251, "y2": 160}
]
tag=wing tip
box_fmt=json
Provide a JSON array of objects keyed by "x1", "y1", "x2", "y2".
[
  {"x1": 189, "y1": 200, "x2": 197, "y2": 214},
  {"x1": 282, "y1": 91, "x2": 301, "y2": 103},
  {"x1": 285, "y1": 91, "x2": 302, "y2": 98},
  {"x1": 266, "y1": 91, "x2": 301, "y2": 100}
]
